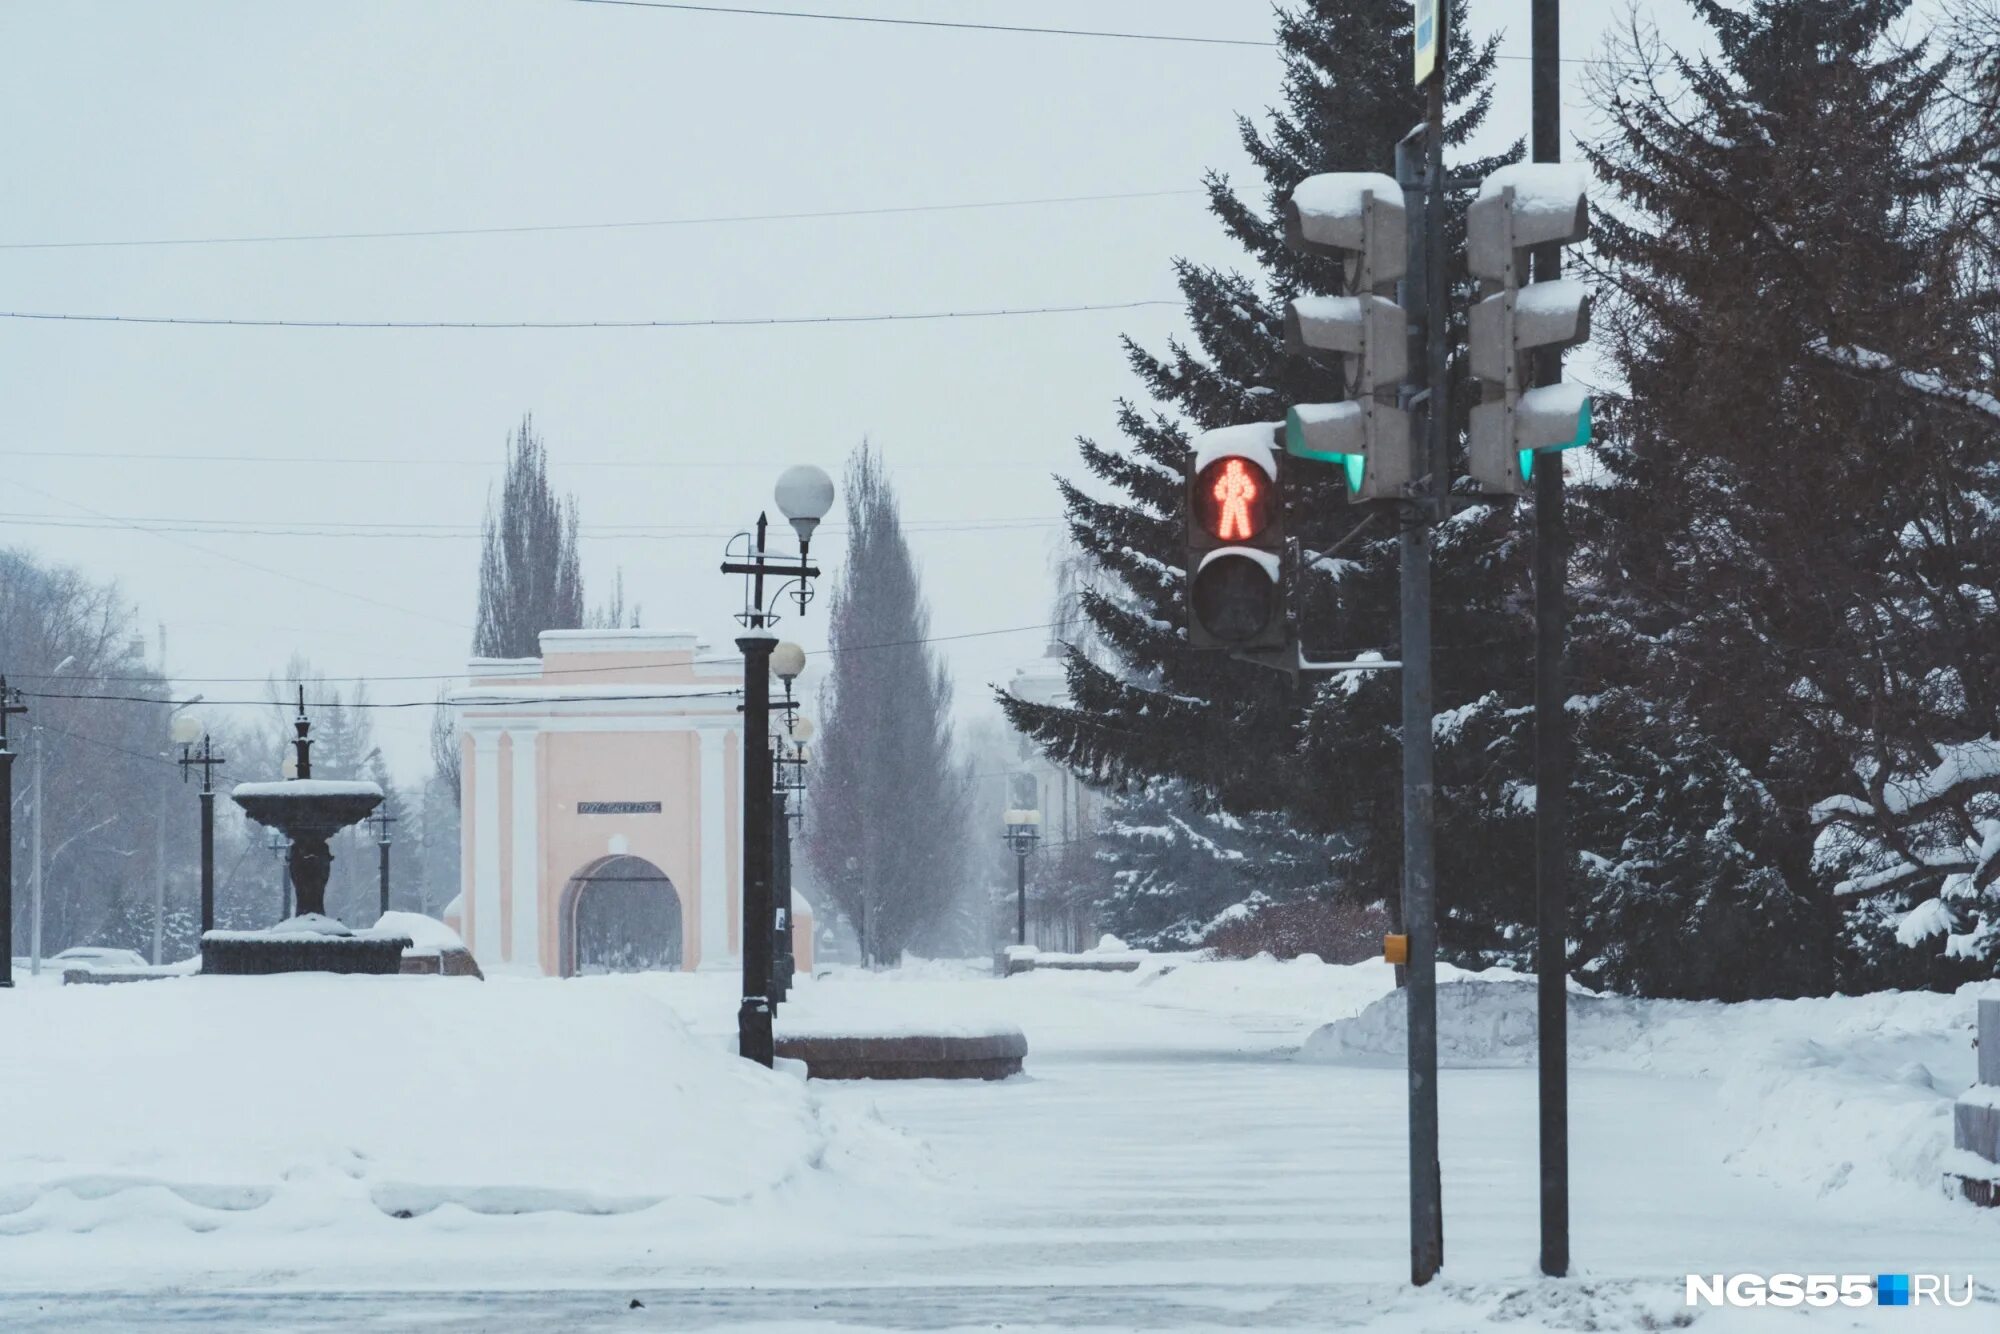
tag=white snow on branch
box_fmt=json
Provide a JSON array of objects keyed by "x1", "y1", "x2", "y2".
[
  {"x1": 1811, "y1": 341, "x2": 2000, "y2": 424},
  {"x1": 1895, "y1": 897, "x2": 1952, "y2": 946}
]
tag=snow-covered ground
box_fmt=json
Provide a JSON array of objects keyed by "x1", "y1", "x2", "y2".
[{"x1": 1, "y1": 956, "x2": 1995, "y2": 1330}]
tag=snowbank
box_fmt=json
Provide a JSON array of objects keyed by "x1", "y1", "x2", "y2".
[
  {"x1": 0, "y1": 974, "x2": 911, "y2": 1241},
  {"x1": 1303, "y1": 974, "x2": 1995, "y2": 1201},
  {"x1": 372, "y1": 910, "x2": 464, "y2": 954}
]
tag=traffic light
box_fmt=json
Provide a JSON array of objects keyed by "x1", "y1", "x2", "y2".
[
  {"x1": 1281, "y1": 172, "x2": 1414, "y2": 502},
  {"x1": 1466, "y1": 164, "x2": 1593, "y2": 495},
  {"x1": 1185, "y1": 422, "x2": 1286, "y2": 650}
]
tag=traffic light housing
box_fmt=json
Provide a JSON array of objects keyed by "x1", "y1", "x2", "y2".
[
  {"x1": 1466, "y1": 164, "x2": 1593, "y2": 495},
  {"x1": 1281, "y1": 172, "x2": 1414, "y2": 503},
  {"x1": 1185, "y1": 422, "x2": 1286, "y2": 651}
]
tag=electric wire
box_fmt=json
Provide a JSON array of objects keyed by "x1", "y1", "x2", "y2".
[
  {"x1": 1, "y1": 476, "x2": 471, "y2": 632},
  {"x1": 0, "y1": 299, "x2": 1179, "y2": 331},
  {"x1": 0, "y1": 448, "x2": 1047, "y2": 472},
  {"x1": 0, "y1": 512, "x2": 1062, "y2": 540},
  {"x1": 0, "y1": 188, "x2": 1201, "y2": 251},
  {"x1": 566, "y1": 0, "x2": 1622, "y2": 64},
  {"x1": 565, "y1": 0, "x2": 1271, "y2": 46},
  {"x1": 9, "y1": 622, "x2": 1068, "y2": 690}
]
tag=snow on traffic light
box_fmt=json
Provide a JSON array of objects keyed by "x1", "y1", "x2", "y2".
[
  {"x1": 1185, "y1": 423, "x2": 1286, "y2": 650},
  {"x1": 1281, "y1": 172, "x2": 1414, "y2": 503},
  {"x1": 1466, "y1": 164, "x2": 1593, "y2": 495}
]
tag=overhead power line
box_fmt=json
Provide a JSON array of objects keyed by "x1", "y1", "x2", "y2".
[
  {"x1": 566, "y1": 0, "x2": 1272, "y2": 46},
  {"x1": 0, "y1": 188, "x2": 1201, "y2": 251},
  {"x1": 0, "y1": 299, "x2": 1178, "y2": 331},
  {"x1": 1, "y1": 476, "x2": 471, "y2": 633},
  {"x1": 0, "y1": 511, "x2": 1061, "y2": 540},
  {"x1": 0, "y1": 448, "x2": 1050, "y2": 473},
  {"x1": 14, "y1": 622, "x2": 1066, "y2": 691},
  {"x1": 18, "y1": 686, "x2": 748, "y2": 710},
  {"x1": 567, "y1": 0, "x2": 1621, "y2": 64}
]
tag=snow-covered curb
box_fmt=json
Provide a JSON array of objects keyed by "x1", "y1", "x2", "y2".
[{"x1": 1303, "y1": 975, "x2": 1996, "y2": 1202}]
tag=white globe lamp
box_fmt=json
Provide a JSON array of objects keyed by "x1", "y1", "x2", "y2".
[{"x1": 773, "y1": 465, "x2": 835, "y2": 545}]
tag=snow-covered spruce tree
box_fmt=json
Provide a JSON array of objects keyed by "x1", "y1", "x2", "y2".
[
  {"x1": 473, "y1": 415, "x2": 584, "y2": 661},
  {"x1": 999, "y1": 0, "x2": 1531, "y2": 958},
  {"x1": 804, "y1": 443, "x2": 972, "y2": 964},
  {"x1": 1086, "y1": 779, "x2": 1348, "y2": 949},
  {"x1": 1579, "y1": 0, "x2": 2000, "y2": 992}
]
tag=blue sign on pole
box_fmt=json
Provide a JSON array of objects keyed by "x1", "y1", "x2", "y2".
[{"x1": 1414, "y1": 0, "x2": 1440, "y2": 86}]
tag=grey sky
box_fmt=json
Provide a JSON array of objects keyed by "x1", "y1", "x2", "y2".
[{"x1": 0, "y1": 1, "x2": 1707, "y2": 779}]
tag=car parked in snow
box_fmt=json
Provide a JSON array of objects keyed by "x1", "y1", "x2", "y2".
[{"x1": 47, "y1": 946, "x2": 150, "y2": 972}]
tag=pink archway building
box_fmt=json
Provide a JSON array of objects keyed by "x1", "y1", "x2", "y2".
[{"x1": 447, "y1": 629, "x2": 812, "y2": 977}]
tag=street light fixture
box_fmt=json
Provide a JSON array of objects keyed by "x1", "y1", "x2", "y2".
[
  {"x1": 175, "y1": 717, "x2": 227, "y2": 937},
  {"x1": 768, "y1": 642, "x2": 807, "y2": 1004},
  {"x1": 1003, "y1": 773, "x2": 1043, "y2": 948},
  {"x1": 719, "y1": 473, "x2": 833, "y2": 1067}
]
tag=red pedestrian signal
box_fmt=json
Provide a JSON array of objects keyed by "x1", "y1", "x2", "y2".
[
  {"x1": 1185, "y1": 424, "x2": 1287, "y2": 652},
  {"x1": 1196, "y1": 456, "x2": 1272, "y2": 543}
]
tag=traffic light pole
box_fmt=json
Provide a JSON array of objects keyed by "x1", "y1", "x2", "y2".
[
  {"x1": 1531, "y1": 0, "x2": 1572, "y2": 1280},
  {"x1": 1402, "y1": 58, "x2": 1447, "y2": 1291}
]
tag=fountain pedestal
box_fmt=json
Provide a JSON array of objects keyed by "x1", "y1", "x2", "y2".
[{"x1": 201, "y1": 694, "x2": 410, "y2": 976}]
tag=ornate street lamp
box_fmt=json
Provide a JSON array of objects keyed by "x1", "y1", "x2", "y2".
[
  {"x1": 173, "y1": 715, "x2": 227, "y2": 936},
  {"x1": 769, "y1": 643, "x2": 808, "y2": 1004},
  {"x1": 719, "y1": 468, "x2": 833, "y2": 1067},
  {"x1": 1003, "y1": 773, "x2": 1043, "y2": 947}
]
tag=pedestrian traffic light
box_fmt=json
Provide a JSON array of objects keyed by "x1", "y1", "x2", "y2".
[
  {"x1": 1466, "y1": 164, "x2": 1593, "y2": 496},
  {"x1": 1185, "y1": 422, "x2": 1286, "y2": 650},
  {"x1": 1281, "y1": 172, "x2": 1414, "y2": 503}
]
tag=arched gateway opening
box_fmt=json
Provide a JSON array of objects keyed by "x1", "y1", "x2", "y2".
[{"x1": 559, "y1": 855, "x2": 685, "y2": 977}]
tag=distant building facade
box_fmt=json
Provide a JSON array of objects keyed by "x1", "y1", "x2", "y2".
[
  {"x1": 1005, "y1": 643, "x2": 1105, "y2": 951},
  {"x1": 447, "y1": 629, "x2": 812, "y2": 977}
]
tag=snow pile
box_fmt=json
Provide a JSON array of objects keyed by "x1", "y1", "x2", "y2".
[
  {"x1": 230, "y1": 779, "x2": 384, "y2": 800},
  {"x1": 777, "y1": 967, "x2": 1023, "y2": 1040},
  {"x1": 204, "y1": 912, "x2": 362, "y2": 942},
  {"x1": 373, "y1": 910, "x2": 464, "y2": 955},
  {"x1": 0, "y1": 974, "x2": 911, "y2": 1238},
  {"x1": 1304, "y1": 973, "x2": 1993, "y2": 1200}
]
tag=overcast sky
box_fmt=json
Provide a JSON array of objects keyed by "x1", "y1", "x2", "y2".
[{"x1": 0, "y1": 0, "x2": 1713, "y2": 780}]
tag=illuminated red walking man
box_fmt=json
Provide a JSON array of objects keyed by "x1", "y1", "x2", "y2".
[{"x1": 1211, "y1": 458, "x2": 1259, "y2": 541}]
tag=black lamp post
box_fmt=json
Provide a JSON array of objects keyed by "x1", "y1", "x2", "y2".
[
  {"x1": 1003, "y1": 774, "x2": 1043, "y2": 947},
  {"x1": 369, "y1": 807, "x2": 397, "y2": 921},
  {"x1": 176, "y1": 727, "x2": 227, "y2": 935},
  {"x1": 769, "y1": 644, "x2": 807, "y2": 1005},
  {"x1": 0, "y1": 677, "x2": 27, "y2": 989},
  {"x1": 719, "y1": 466, "x2": 834, "y2": 1067}
]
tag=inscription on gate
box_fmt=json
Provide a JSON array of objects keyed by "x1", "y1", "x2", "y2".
[{"x1": 577, "y1": 801, "x2": 662, "y2": 815}]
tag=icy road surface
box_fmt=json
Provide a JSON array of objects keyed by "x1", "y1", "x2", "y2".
[{"x1": 3, "y1": 959, "x2": 1995, "y2": 1330}]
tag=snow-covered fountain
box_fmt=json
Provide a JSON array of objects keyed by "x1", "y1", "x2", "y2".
[{"x1": 200, "y1": 689, "x2": 410, "y2": 974}]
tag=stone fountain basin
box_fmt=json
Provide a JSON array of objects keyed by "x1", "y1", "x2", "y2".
[{"x1": 232, "y1": 779, "x2": 383, "y2": 835}]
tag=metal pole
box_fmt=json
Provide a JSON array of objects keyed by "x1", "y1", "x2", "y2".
[
  {"x1": 1531, "y1": 0, "x2": 1571, "y2": 1280},
  {"x1": 379, "y1": 837, "x2": 391, "y2": 919},
  {"x1": 152, "y1": 785, "x2": 166, "y2": 965},
  {"x1": 1399, "y1": 21, "x2": 1448, "y2": 1289},
  {"x1": 200, "y1": 788, "x2": 215, "y2": 936},
  {"x1": 1015, "y1": 843, "x2": 1027, "y2": 946},
  {"x1": 770, "y1": 783, "x2": 791, "y2": 1004},
  {"x1": 0, "y1": 748, "x2": 13, "y2": 990},
  {"x1": 30, "y1": 728, "x2": 44, "y2": 975},
  {"x1": 737, "y1": 629, "x2": 777, "y2": 1067}
]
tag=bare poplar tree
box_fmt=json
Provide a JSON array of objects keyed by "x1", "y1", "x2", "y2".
[
  {"x1": 804, "y1": 443, "x2": 971, "y2": 963},
  {"x1": 473, "y1": 415, "x2": 584, "y2": 660}
]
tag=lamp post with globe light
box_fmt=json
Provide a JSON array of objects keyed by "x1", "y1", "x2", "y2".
[
  {"x1": 769, "y1": 641, "x2": 806, "y2": 1004},
  {"x1": 719, "y1": 467, "x2": 833, "y2": 1066}
]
